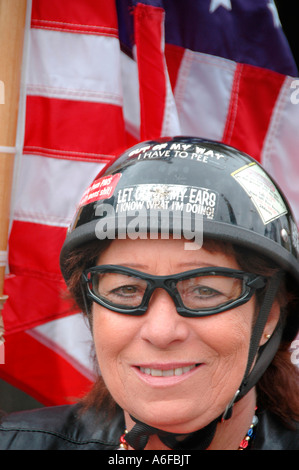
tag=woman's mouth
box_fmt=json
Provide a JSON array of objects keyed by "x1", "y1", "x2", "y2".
[
  {"x1": 139, "y1": 364, "x2": 198, "y2": 377},
  {"x1": 134, "y1": 363, "x2": 203, "y2": 386}
]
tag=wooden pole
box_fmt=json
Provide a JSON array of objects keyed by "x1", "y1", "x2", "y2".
[{"x1": 0, "y1": 0, "x2": 27, "y2": 328}]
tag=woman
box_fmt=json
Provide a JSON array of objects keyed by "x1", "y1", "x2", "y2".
[{"x1": 0, "y1": 137, "x2": 298, "y2": 450}]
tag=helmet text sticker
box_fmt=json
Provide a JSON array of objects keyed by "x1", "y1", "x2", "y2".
[
  {"x1": 115, "y1": 184, "x2": 218, "y2": 220},
  {"x1": 79, "y1": 173, "x2": 122, "y2": 207},
  {"x1": 129, "y1": 142, "x2": 228, "y2": 169},
  {"x1": 231, "y1": 163, "x2": 287, "y2": 224}
]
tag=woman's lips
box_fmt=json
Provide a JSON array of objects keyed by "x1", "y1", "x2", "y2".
[
  {"x1": 133, "y1": 363, "x2": 203, "y2": 385},
  {"x1": 139, "y1": 364, "x2": 197, "y2": 377}
]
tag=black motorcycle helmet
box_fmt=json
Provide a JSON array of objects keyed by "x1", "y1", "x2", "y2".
[{"x1": 60, "y1": 136, "x2": 299, "y2": 449}]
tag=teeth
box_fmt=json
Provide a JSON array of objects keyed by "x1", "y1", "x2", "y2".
[{"x1": 140, "y1": 364, "x2": 196, "y2": 377}]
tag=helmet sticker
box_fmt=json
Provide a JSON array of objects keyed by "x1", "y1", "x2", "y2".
[
  {"x1": 129, "y1": 142, "x2": 228, "y2": 169},
  {"x1": 231, "y1": 163, "x2": 287, "y2": 224},
  {"x1": 115, "y1": 183, "x2": 218, "y2": 220},
  {"x1": 79, "y1": 173, "x2": 122, "y2": 207},
  {"x1": 94, "y1": 183, "x2": 218, "y2": 250}
]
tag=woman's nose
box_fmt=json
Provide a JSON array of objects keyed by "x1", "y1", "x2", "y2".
[{"x1": 139, "y1": 288, "x2": 190, "y2": 349}]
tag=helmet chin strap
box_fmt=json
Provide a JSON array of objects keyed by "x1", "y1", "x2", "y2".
[
  {"x1": 124, "y1": 414, "x2": 220, "y2": 450},
  {"x1": 222, "y1": 270, "x2": 284, "y2": 420},
  {"x1": 125, "y1": 271, "x2": 284, "y2": 450}
]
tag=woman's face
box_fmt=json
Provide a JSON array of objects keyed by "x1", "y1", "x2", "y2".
[{"x1": 92, "y1": 238, "x2": 257, "y2": 433}]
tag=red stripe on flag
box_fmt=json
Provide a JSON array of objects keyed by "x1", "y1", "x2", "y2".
[
  {"x1": 3, "y1": 273, "x2": 73, "y2": 334},
  {"x1": 24, "y1": 96, "x2": 126, "y2": 162},
  {"x1": 0, "y1": 331, "x2": 92, "y2": 406},
  {"x1": 222, "y1": 63, "x2": 285, "y2": 161},
  {"x1": 165, "y1": 43, "x2": 185, "y2": 92},
  {"x1": 9, "y1": 221, "x2": 66, "y2": 277},
  {"x1": 134, "y1": 3, "x2": 167, "y2": 140},
  {"x1": 31, "y1": 0, "x2": 118, "y2": 37},
  {"x1": 4, "y1": 222, "x2": 73, "y2": 334}
]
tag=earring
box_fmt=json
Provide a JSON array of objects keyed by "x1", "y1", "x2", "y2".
[{"x1": 264, "y1": 334, "x2": 271, "y2": 340}]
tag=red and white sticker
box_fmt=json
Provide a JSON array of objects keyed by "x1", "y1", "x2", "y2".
[{"x1": 79, "y1": 173, "x2": 121, "y2": 207}]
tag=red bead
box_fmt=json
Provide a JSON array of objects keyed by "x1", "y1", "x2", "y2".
[
  {"x1": 120, "y1": 434, "x2": 127, "y2": 444},
  {"x1": 239, "y1": 439, "x2": 249, "y2": 449}
]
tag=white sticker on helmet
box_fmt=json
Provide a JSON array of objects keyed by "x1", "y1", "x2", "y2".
[
  {"x1": 231, "y1": 163, "x2": 287, "y2": 224},
  {"x1": 95, "y1": 183, "x2": 218, "y2": 250},
  {"x1": 129, "y1": 142, "x2": 228, "y2": 169},
  {"x1": 115, "y1": 183, "x2": 218, "y2": 220}
]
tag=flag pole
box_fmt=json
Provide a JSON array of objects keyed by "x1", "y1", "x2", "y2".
[{"x1": 0, "y1": 0, "x2": 27, "y2": 325}]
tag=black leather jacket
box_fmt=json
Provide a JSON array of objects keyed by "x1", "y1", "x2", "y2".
[{"x1": 0, "y1": 403, "x2": 297, "y2": 450}]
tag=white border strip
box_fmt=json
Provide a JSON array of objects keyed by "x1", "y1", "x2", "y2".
[
  {"x1": 9, "y1": 0, "x2": 32, "y2": 236},
  {"x1": 0, "y1": 146, "x2": 16, "y2": 154}
]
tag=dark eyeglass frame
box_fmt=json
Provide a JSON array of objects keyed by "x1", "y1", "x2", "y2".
[{"x1": 81, "y1": 264, "x2": 268, "y2": 317}]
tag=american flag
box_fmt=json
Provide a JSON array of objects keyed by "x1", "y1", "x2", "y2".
[{"x1": 1, "y1": 0, "x2": 298, "y2": 407}]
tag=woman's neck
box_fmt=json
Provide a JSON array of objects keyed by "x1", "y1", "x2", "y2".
[{"x1": 208, "y1": 389, "x2": 257, "y2": 450}]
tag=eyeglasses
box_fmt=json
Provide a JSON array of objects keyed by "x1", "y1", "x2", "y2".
[{"x1": 81, "y1": 265, "x2": 267, "y2": 317}]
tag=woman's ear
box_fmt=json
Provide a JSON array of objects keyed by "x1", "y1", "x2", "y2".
[{"x1": 259, "y1": 300, "x2": 281, "y2": 347}]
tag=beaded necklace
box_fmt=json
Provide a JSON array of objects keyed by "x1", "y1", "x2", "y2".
[
  {"x1": 118, "y1": 413, "x2": 258, "y2": 451},
  {"x1": 238, "y1": 414, "x2": 258, "y2": 450}
]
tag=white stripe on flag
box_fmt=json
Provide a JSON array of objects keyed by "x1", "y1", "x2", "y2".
[
  {"x1": 121, "y1": 50, "x2": 140, "y2": 140},
  {"x1": 13, "y1": 155, "x2": 104, "y2": 226},
  {"x1": 174, "y1": 50, "x2": 236, "y2": 141},
  {"x1": 262, "y1": 76, "x2": 299, "y2": 225},
  {"x1": 27, "y1": 28, "x2": 123, "y2": 105},
  {"x1": 27, "y1": 313, "x2": 95, "y2": 381}
]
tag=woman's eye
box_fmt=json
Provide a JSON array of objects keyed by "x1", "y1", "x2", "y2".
[
  {"x1": 195, "y1": 286, "x2": 220, "y2": 297},
  {"x1": 118, "y1": 286, "x2": 137, "y2": 295},
  {"x1": 111, "y1": 285, "x2": 140, "y2": 297}
]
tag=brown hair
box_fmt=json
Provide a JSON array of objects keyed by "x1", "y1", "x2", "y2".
[{"x1": 62, "y1": 239, "x2": 299, "y2": 426}]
